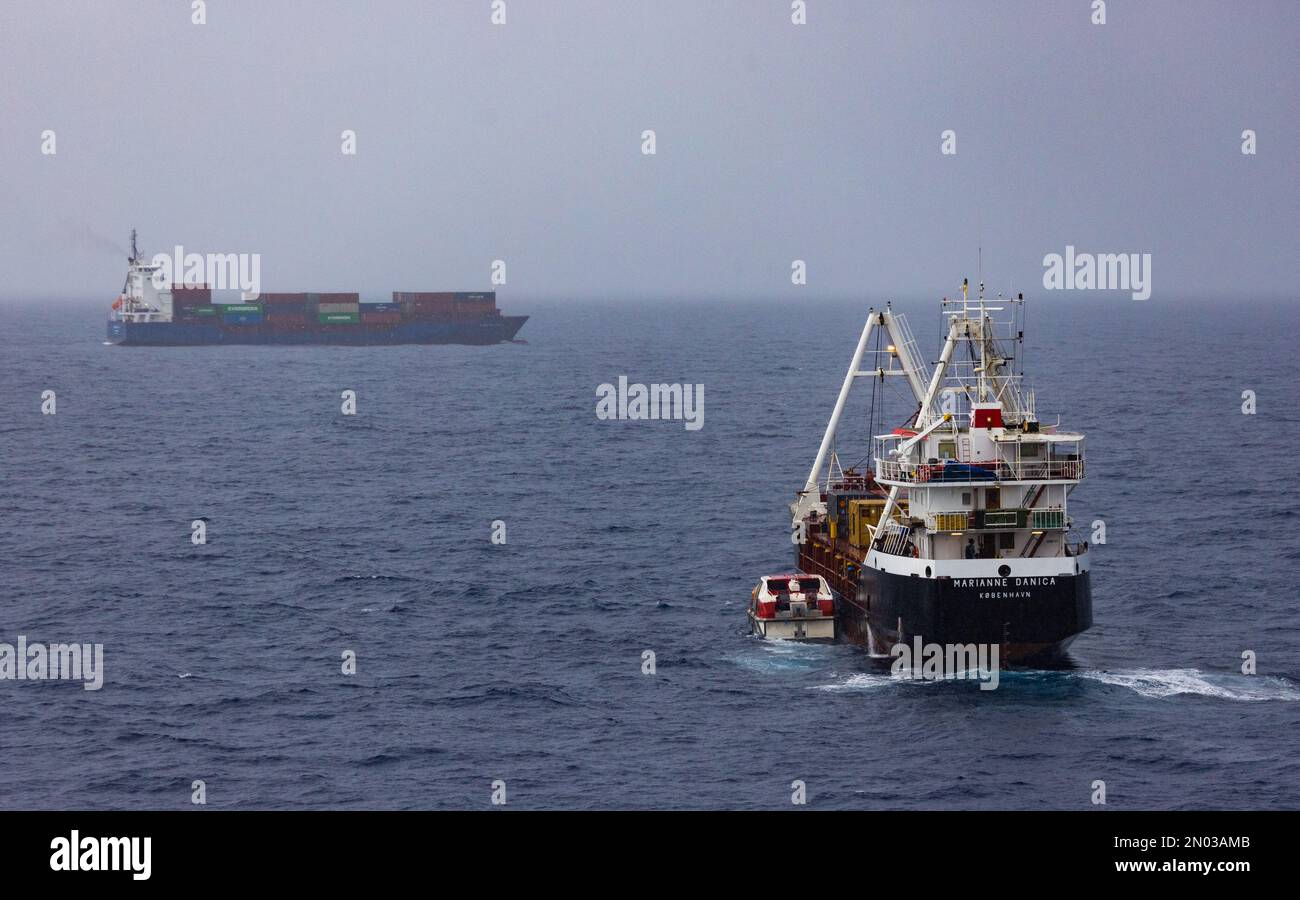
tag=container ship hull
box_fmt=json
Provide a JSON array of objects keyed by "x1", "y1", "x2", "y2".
[{"x1": 107, "y1": 315, "x2": 527, "y2": 346}]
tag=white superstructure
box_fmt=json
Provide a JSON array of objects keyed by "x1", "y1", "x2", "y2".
[
  {"x1": 110, "y1": 230, "x2": 173, "y2": 323},
  {"x1": 795, "y1": 280, "x2": 1089, "y2": 573}
]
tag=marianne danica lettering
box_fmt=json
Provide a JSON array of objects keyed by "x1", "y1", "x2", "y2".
[
  {"x1": 951, "y1": 577, "x2": 1057, "y2": 588},
  {"x1": 951, "y1": 576, "x2": 1058, "y2": 600},
  {"x1": 49, "y1": 831, "x2": 151, "y2": 880}
]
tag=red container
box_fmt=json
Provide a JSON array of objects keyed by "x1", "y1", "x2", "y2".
[
  {"x1": 404, "y1": 306, "x2": 454, "y2": 320},
  {"x1": 448, "y1": 301, "x2": 493, "y2": 319},
  {"x1": 360, "y1": 311, "x2": 401, "y2": 324},
  {"x1": 172, "y1": 284, "x2": 212, "y2": 305},
  {"x1": 317, "y1": 292, "x2": 360, "y2": 303}
]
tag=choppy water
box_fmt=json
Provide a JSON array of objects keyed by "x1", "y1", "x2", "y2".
[{"x1": 2, "y1": 296, "x2": 1298, "y2": 809}]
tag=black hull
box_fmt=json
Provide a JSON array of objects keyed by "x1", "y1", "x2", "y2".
[{"x1": 840, "y1": 565, "x2": 1092, "y2": 665}]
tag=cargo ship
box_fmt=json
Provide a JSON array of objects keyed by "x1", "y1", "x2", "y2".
[
  {"x1": 106, "y1": 232, "x2": 527, "y2": 345},
  {"x1": 790, "y1": 281, "x2": 1093, "y2": 664}
]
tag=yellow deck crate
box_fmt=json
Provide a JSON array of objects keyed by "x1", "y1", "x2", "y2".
[{"x1": 848, "y1": 499, "x2": 908, "y2": 547}]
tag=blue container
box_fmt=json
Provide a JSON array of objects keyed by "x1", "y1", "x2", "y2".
[
  {"x1": 361, "y1": 302, "x2": 400, "y2": 312},
  {"x1": 222, "y1": 313, "x2": 263, "y2": 325}
]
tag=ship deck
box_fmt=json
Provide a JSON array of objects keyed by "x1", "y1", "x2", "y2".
[{"x1": 797, "y1": 526, "x2": 867, "y2": 604}]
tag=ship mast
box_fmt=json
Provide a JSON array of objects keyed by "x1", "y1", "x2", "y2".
[
  {"x1": 122, "y1": 228, "x2": 139, "y2": 294},
  {"x1": 792, "y1": 304, "x2": 931, "y2": 523},
  {"x1": 977, "y1": 280, "x2": 988, "y2": 402},
  {"x1": 794, "y1": 280, "x2": 1034, "y2": 534}
]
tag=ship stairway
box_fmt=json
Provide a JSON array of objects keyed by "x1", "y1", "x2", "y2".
[
  {"x1": 880, "y1": 521, "x2": 912, "y2": 556},
  {"x1": 1018, "y1": 485, "x2": 1049, "y2": 557},
  {"x1": 1021, "y1": 529, "x2": 1047, "y2": 558},
  {"x1": 1020, "y1": 484, "x2": 1047, "y2": 514}
]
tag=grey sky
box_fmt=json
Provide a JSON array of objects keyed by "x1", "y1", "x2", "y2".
[{"x1": 1, "y1": 0, "x2": 1296, "y2": 303}]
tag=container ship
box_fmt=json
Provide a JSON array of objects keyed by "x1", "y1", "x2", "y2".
[
  {"x1": 789, "y1": 281, "x2": 1093, "y2": 663},
  {"x1": 106, "y1": 232, "x2": 527, "y2": 346}
]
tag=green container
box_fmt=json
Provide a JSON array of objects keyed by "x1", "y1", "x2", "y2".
[
  {"x1": 187, "y1": 306, "x2": 217, "y2": 316},
  {"x1": 1030, "y1": 509, "x2": 1065, "y2": 529},
  {"x1": 318, "y1": 313, "x2": 359, "y2": 324},
  {"x1": 222, "y1": 304, "x2": 263, "y2": 314}
]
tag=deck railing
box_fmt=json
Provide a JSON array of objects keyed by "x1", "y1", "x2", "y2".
[
  {"x1": 875, "y1": 456, "x2": 1084, "y2": 484},
  {"x1": 925, "y1": 507, "x2": 1068, "y2": 532}
]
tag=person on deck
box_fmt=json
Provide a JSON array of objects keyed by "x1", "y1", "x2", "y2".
[{"x1": 965, "y1": 538, "x2": 976, "y2": 559}]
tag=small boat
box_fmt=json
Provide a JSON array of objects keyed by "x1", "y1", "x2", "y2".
[{"x1": 747, "y1": 574, "x2": 836, "y2": 641}]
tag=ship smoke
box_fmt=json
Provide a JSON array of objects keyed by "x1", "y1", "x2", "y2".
[{"x1": 62, "y1": 221, "x2": 127, "y2": 257}]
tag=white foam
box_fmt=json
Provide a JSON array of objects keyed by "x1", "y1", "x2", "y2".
[
  {"x1": 726, "y1": 638, "x2": 832, "y2": 674},
  {"x1": 1078, "y1": 668, "x2": 1300, "y2": 701},
  {"x1": 812, "y1": 670, "x2": 951, "y2": 692},
  {"x1": 811, "y1": 672, "x2": 901, "y2": 692},
  {"x1": 810, "y1": 667, "x2": 1300, "y2": 698}
]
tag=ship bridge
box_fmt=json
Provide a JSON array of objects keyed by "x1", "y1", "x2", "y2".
[{"x1": 873, "y1": 428, "x2": 1085, "y2": 485}]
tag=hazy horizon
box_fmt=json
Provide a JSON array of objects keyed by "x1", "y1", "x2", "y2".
[{"x1": 2, "y1": 0, "x2": 1296, "y2": 304}]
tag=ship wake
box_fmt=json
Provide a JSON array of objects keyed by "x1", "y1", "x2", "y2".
[
  {"x1": 806, "y1": 667, "x2": 1300, "y2": 699},
  {"x1": 1073, "y1": 668, "x2": 1300, "y2": 701}
]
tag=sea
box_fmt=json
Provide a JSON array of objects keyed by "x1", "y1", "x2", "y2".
[{"x1": 2, "y1": 295, "x2": 1298, "y2": 809}]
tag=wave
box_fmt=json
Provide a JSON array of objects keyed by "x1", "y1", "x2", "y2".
[
  {"x1": 1074, "y1": 668, "x2": 1300, "y2": 701},
  {"x1": 805, "y1": 666, "x2": 1300, "y2": 699}
]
